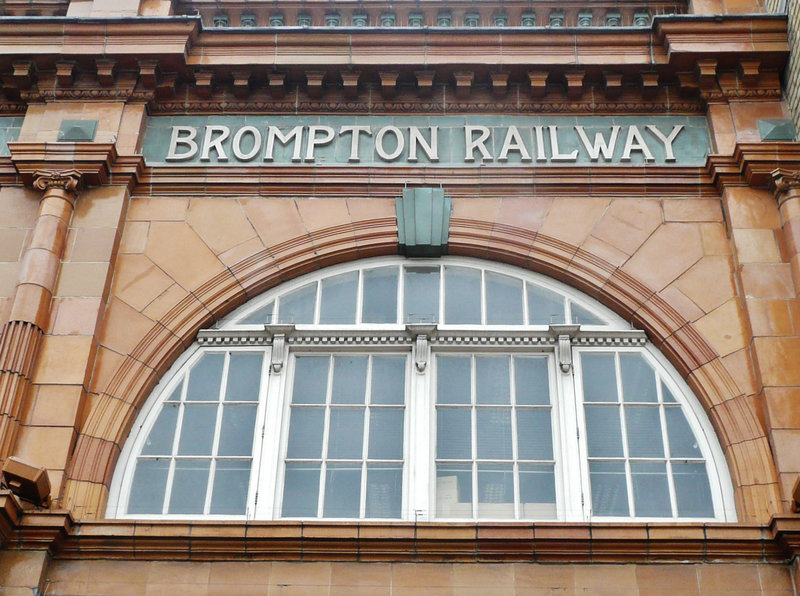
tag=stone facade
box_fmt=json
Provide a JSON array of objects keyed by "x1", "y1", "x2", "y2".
[{"x1": 2, "y1": 0, "x2": 800, "y2": 594}]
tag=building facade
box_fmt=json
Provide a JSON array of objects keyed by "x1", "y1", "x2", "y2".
[{"x1": 1, "y1": 0, "x2": 800, "y2": 593}]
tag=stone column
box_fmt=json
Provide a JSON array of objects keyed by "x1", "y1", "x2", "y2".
[
  {"x1": 0, "y1": 170, "x2": 82, "y2": 462},
  {"x1": 772, "y1": 170, "x2": 800, "y2": 294}
]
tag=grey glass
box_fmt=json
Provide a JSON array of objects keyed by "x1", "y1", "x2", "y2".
[
  {"x1": 286, "y1": 408, "x2": 325, "y2": 458},
  {"x1": 217, "y1": 404, "x2": 258, "y2": 456},
  {"x1": 282, "y1": 463, "x2": 320, "y2": 517},
  {"x1": 366, "y1": 465, "x2": 402, "y2": 518},
  {"x1": 368, "y1": 409, "x2": 404, "y2": 460},
  {"x1": 581, "y1": 353, "x2": 618, "y2": 402},
  {"x1": 673, "y1": 462, "x2": 714, "y2": 517},
  {"x1": 517, "y1": 409, "x2": 553, "y2": 460},
  {"x1": 169, "y1": 460, "x2": 211, "y2": 514},
  {"x1": 436, "y1": 463, "x2": 472, "y2": 516},
  {"x1": 519, "y1": 464, "x2": 557, "y2": 507},
  {"x1": 331, "y1": 356, "x2": 368, "y2": 404},
  {"x1": 323, "y1": 464, "x2": 361, "y2": 517},
  {"x1": 476, "y1": 357, "x2": 510, "y2": 405},
  {"x1": 404, "y1": 266, "x2": 440, "y2": 323},
  {"x1": 177, "y1": 404, "x2": 217, "y2": 455},
  {"x1": 225, "y1": 352, "x2": 263, "y2": 402},
  {"x1": 240, "y1": 301, "x2": 273, "y2": 325},
  {"x1": 128, "y1": 459, "x2": 169, "y2": 514},
  {"x1": 437, "y1": 408, "x2": 472, "y2": 459},
  {"x1": 319, "y1": 271, "x2": 358, "y2": 324},
  {"x1": 186, "y1": 353, "x2": 224, "y2": 401},
  {"x1": 437, "y1": 357, "x2": 471, "y2": 404},
  {"x1": 662, "y1": 381, "x2": 677, "y2": 403},
  {"x1": 665, "y1": 406, "x2": 702, "y2": 458},
  {"x1": 570, "y1": 302, "x2": 606, "y2": 325},
  {"x1": 631, "y1": 461, "x2": 671, "y2": 517},
  {"x1": 327, "y1": 408, "x2": 365, "y2": 459},
  {"x1": 210, "y1": 460, "x2": 250, "y2": 515},
  {"x1": 476, "y1": 409, "x2": 512, "y2": 460},
  {"x1": 362, "y1": 267, "x2": 398, "y2": 324},
  {"x1": 590, "y1": 461, "x2": 629, "y2": 516},
  {"x1": 527, "y1": 283, "x2": 565, "y2": 325},
  {"x1": 625, "y1": 405, "x2": 664, "y2": 458},
  {"x1": 620, "y1": 353, "x2": 658, "y2": 402},
  {"x1": 292, "y1": 357, "x2": 329, "y2": 404},
  {"x1": 485, "y1": 272, "x2": 524, "y2": 325},
  {"x1": 444, "y1": 266, "x2": 481, "y2": 324},
  {"x1": 142, "y1": 404, "x2": 178, "y2": 456},
  {"x1": 477, "y1": 464, "x2": 514, "y2": 514},
  {"x1": 371, "y1": 357, "x2": 405, "y2": 405},
  {"x1": 279, "y1": 283, "x2": 316, "y2": 324},
  {"x1": 514, "y1": 358, "x2": 550, "y2": 405},
  {"x1": 585, "y1": 405, "x2": 624, "y2": 457},
  {"x1": 166, "y1": 384, "x2": 181, "y2": 402}
]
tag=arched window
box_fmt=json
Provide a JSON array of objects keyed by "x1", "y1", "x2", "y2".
[{"x1": 108, "y1": 257, "x2": 735, "y2": 522}]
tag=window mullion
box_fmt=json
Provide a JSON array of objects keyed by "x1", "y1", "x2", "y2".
[
  {"x1": 252, "y1": 346, "x2": 278, "y2": 520},
  {"x1": 411, "y1": 346, "x2": 430, "y2": 521},
  {"x1": 560, "y1": 347, "x2": 585, "y2": 522}
]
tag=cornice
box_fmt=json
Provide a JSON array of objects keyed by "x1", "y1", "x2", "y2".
[{"x1": 8, "y1": 142, "x2": 118, "y2": 187}]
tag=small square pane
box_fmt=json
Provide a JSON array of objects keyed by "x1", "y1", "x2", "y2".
[
  {"x1": 437, "y1": 357, "x2": 471, "y2": 404},
  {"x1": 331, "y1": 356, "x2": 368, "y2": 404},
  {"x1": 581, "y1": 353, "x2": 618, "y2": 402},
  {"x1": 142, "y1": 404, "x2": 179, "y2": 456},
  {"x1": 283, "y1": 463, "x2": 320, "y2": 517},
  {"x1": 371, "y1": 357, "x2": 406, "y2": 405},
  {"x1": 516, "y1": 409, "x2": 553, "y2": 460},
  {"x1": 169, "y1": 460, "x2": 210, "y2": 514},
  {"x1": 279, "y1": 283, "x2": 316, "y2": 324},
  {"x1": 323, "y1": 464, "x2": 361, "y2": 518},
  {"x1": 286, "y1": 408, "x2": 325, "y2": 458},
  {"x1": 319, "y1": 271, "x2": 358, "y2": 324},
  {"x1": 217, "y1": 404, "x2": 258, "y2": 456},
  {"x1": 444, "y1": 266, "x2": 481, "y2": 324},
  {"x1": 327, "y1": 408, "x2": 365, "y2": 459},
  {"x1": 436, "y1": 463, "x2": 472, "y2": 518},
  {"x1": 620, "y1": 353, "x2": 658, "y2": 402},
  {"x1": 186, "y1": 353, "x2": 224, "y2": 401},
  {"x1": 514, "y1": 358, "x2": 550, "y2": 405},
  {"x1": 625, "y1": 405, "x2": 664, "y2": 458},
  {"x1": 584, "y1": 405, "x2": 624, "y2": 458},
  {"x1": 476, "y1": 408, "x2": 512, "y2": 460},
  {"x1": 477, "y1": 464, "x2": 514, "y2": 518},
  {"x1": 362, "y1": 267, "x2": 398, "y2": 324},
  {"x1": 590, "y1": 461, "x2": 629, "y2": 517},
  {"x1": 485, "y1": 272, "x2": 524, "y2": 325},
  {"x1": 527, "y1": 283, "x2": 565, "y2": 325},
  {"x1": 476, "y1": 357, "x2": 510, "y2": 405},
  {"x1": 366, "y1": 465, "x2": 403, "y2": 518},
  {"x1": 404, "y1": 266, "x2": 440, "y2": 323},
  {"x1": 631, "y1": 462, "x2": 671, "y2": 517},
  {"x1": 368, "y1": 409, "x2": 404, "y2": 460},
  {"x1": 673, "y1": 462, "x2": 714, "y2": 518},
  {"x1": 665, "y1": 406, "x2": 702, "y2": 458},
  {"x1": 177, "y1": 404, "x2": 218, "y2": 455},
  {"x1": 127, "y1": 459, "x2": 169, "y2": 514},
  {"x1": 225, "y1": 353, "x2": 263, "y2": 401},
  {"x1": 210, "y1": 460, "x2": 251, "y2": 515},
  {"x1": 519, "y1": 464, "x2": 556, "y2": 519},
  {"x1": 292, "y1": 357, "x2": 329, "y2": 404},
  {"x1": 437, "y1": 408, "x2": 472, "y2": 459}
]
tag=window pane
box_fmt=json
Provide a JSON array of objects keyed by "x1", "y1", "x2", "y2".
[
  {"x1": 283, "y1": 463, "x2": 320, "y2": 517},
  {"x1": 437, "y1": 408, "x2": 471, "y2": 459},
  {"x1": 514, "y1": 358, "x2": 550, "y2": 405},
  {"x1": 319, "y1": 271, "x2": 358, "y2": 324},
  {"x1": 519, "y1": 464, "x2": 557, "y2": 519},
  {"x1": 527, "y1": 283, "x2": 565, "y2": 325},
  {"x1": 620, "y1": 353, "x2": 658, "y2": 402},
  {"x1": 327, "y1": 408, "x2": 364, "y2": 459},
  {"x1": 166, "y1": 384, "x2": 181, "y2": 402},
  {"x1": 590, "y1": 461, "x2": 629, "y2": 517},
  {"x1": 142, "y1": 404, "x2": 179, "y2": 456},
  {"x1": 128, "y1": 459, "x2": 169, "y2": 514},
  {"x1": 371, "y1": 356, "x2": 405, "y2": 405},
  {"x1": 362, "y1": 267, "x2": 398, "y2": 324},
  {"x1": 286, "y1": 408, "x2": 325, "y2": 458},
  {"x1": 444, "y1": 266, "x2": 481, "y2": 324},
  {"x1": 217, "y1": 404, "x2": 258, "y2": 456},
  {"x1": 210, "y1": 460, "x2": 250, "y2": 515},
  {"x1": 169, "y1": 460, "x2": 210, "y2": 514},
  {"x1": 477, "y1": 464, "x2": 514, "y2": 518},
  {"x1": 240, "y1": 301, "x2": 273, "y2": 325},
  {"x1": 476, "y1": 357, "x2": 510, "y2": 405},
  {"x1": 625, "y1": 405, "x2": 664, "y2": 458},
  {"x1": 631, "y1": 462, "x2": 671, "y2": 517},
  {"x1": 662, "y1": 381, "x2": 677, "y2": 403},
  {"x1": 485, "y1": 272, "x2": 523, "y2": 325},
  {"x1": 186, "y1": 353, "x2": 224, "y2": 401},
  {"x1": 404, "y1": 266, "x2": 439, "y2": 323},
  {"x1": 292, "y1": 357, "x2": 329, "y2": 404},
  {"x1": 437, "y1": 357, "x2": 471, "y2": 404},
  {"x1": 368, "y1": 409, "x2": 404, "y2": 460},
  {"x1": 517, "y1": 409, "x2": 553, "y2": 460},
  {"x1": 331, "y1": 356, "x2": 368, "y2": 404},
  {"x1": 323, "y1": 464, "x2": 361, "y2": 518},
  {"x1": 436, "y1": 463, "x2": 472, "y2": 518},
  {"x1": 279, "y1": 283, "x2": 316, "y2": 324},
  {"x1": 225, "y1": 352, "x2": 263, "y2": 401},
  {"x1": 584, "y1": 405, "x2": 624, "y2": 457},
  {"x1": 570, "y1": 302, "x2": 606, "y2": 325},
  {"x1": 476, "y1": 409, "x2": 512, "y2": 460},
  {"x1": 366, "y1": 465, "x2": 402, "y2": 518},
  {"x1": 177, "y1": 404, "x2": 217, "y2": 455},
  {"x1": 581, "y1": 353, "x2": 618, "y2": 402},
  {"x1": 665, "y1": 406, "x2": 702, "y2": 458},
  {"x1": 673, "y1": 462, "x2": 714, "y2": 517}
]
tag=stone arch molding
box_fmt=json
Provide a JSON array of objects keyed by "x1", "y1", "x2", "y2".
[{"x1": 64, "y1": 217, "x2": 779, "y2": 522}]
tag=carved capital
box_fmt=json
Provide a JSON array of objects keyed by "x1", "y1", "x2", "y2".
[
  {"x1": 770, "y1": 168, "x2": 800, "y2": 206},
  {"x1": 32, "y1": 170, "x2": 82, "y2": 194}
]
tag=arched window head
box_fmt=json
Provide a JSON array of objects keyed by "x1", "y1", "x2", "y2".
[{"x1": 108, "y1": 257, "x2": 735, "y2": 522}]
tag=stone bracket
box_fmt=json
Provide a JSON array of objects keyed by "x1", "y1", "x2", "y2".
[
  {"x1": 549, "y1": 324, "x2": 581, "y2": 373},
  {"x1": 406, "y1": 323, "x2": 437, "y2": 373},
  {"x1": 264, "y1": 324, "x2": 296, "y2": 373}
]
